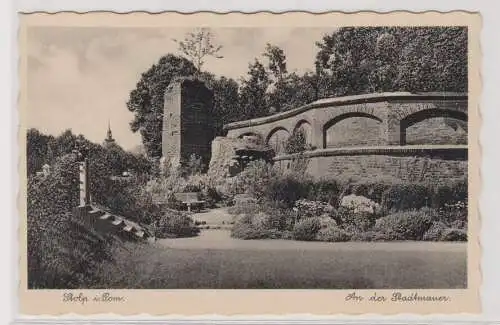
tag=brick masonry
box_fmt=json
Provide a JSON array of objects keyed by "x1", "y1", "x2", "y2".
[
  {"x1": 309, "y1": 153, "x2": 466, "y2": 183},
  {"x1": 274, "y1": 147, "x2": 467, "y2": 183},
  {"x1": 162, "y1": 78, "x2": 214, "y2": 169},
  {"x1": 222, "y1": 93, "x2": 468, "y2": 182}
]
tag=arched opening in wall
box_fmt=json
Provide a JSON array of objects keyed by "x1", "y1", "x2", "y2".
[
  {"x1": 266, "y1": 127, "x2": 290, "y2": 155},
  {"x1": 293, "y1": 120, "x2": 313, "y2": 149},
  {"x1": 401, "y1": 110, "x2": 468, "y2": 145},
  {"x1": 322, "y1": 113, "x2": 383, "y2": 149},
  {"x1": 237, "y1": 132, "x2": 264, "y2": 145}
]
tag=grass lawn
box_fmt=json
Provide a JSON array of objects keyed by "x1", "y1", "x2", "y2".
[{"x1": 94, "y1": 230, "x2": 467, "y2": 289}]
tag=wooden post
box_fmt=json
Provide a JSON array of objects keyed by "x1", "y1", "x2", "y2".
[{"x1": 79, "y1": 158, "x2": 90, "y2": 207}]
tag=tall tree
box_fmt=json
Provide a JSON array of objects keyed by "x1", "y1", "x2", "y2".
[
  {"x1": 173, "y1": 28, "x2": 223, "y2": 75},
  {"x1": 126, "y1": 54, "x2": 197, "y2": 157},
  {"x1": 239, "y1": 59, "x2": 271, "y2": 119},
  {"x1": 315, "y1": 27, "x2": 467, "y2": 96},
  {"x1": 200, "y1": 72, "x2": 241, "y2": 135},
  {"x1": 27, "y1": 128, "x2": 51, "y2": 175},
  {"x1": 263, "y1": 43, "x2": 287, "y2": 83},
  {"x1": 261, "y1": 44, "x2": 319, "y2": 112}
]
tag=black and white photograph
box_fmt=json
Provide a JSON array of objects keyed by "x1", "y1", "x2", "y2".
[{"x1": 19, "y1": 12, "x2": 482, "y2": 316}]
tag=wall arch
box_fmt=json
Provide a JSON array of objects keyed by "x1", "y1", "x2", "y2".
[
  {"x1": 400, "y1": 109, "x2": 468, "y2": 145},
  {"x1": 322, "y1": 113, "x2": 383, "y2": 149},
  {"x1": 266, "y1": 127, "x2": 290, "y2": 154},
  {"x1": 293, "y1": 119, "x2": 313, "y2": 148}
]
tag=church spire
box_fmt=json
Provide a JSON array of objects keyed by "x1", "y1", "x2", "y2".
[{"x1": 104, "y1": 119, "x2": 116, "y2": 147}]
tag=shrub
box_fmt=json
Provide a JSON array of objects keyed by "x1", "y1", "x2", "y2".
[
  {"x1": 423, "y1": 221, "x2": 447, "y2": 241},
  {"x1": 350, "y1": 231, "x2": 376, "y2": 242},
  {"x1": 281, "y1": 230, "x2": 294, "y2": 240},
  {"x1": 306, "y1": 179, "x2": 343, "y2": 207},
  {"x1": 450, "y1": 219, "x2": 467, "y2": 230},
  {"x1": 264, "y1": 175, "x2": 310, "y2": 208},
  {"x1": 316, "y1": 225, "x2": 352, "y2": 242},
  {"x1": 183, "y1": 153, "x2": 205, "y2": 176},
  {"x1": 381, "y1": 183, "x2": 433, "y2": 211},
  {"x1": 285, "y1": 129, "x2": 307, "y2": 154},
  {"x1": 292, "y1": 217, "x2": 321, "y2": 241},
  {"x1": 340, "y1": 194, "x2": 381, "y2": 214},
  {"x1": 374, "y1": 210, "x2": 434, "y2": 240},
  {"x1": 203, "y1": 186, "x2": 223, "y2": 208},
  {"x1": 100, "y1": 181, "x2": 161, "y2": 224},
  {"x1": 228, "y1": 200, "x2": 261, "y2": 215},
  {"x1": 154, "y1": 212, "x2": 200, "y2": 238},
  {"x1": 232, "y1": 160, "x2": 279, "y2": 199},
  {"x1": 294, "y1": 199, "x2": 335, "y2": 219},
  {"x1": 264, "y1": 203, "x2": 296, "y2": 231},
  {"x1": 432, "y1": 180, "x2": 468, "y2": 208},
  {"x1": 231, "y1": 213, "x2": 277, "y2": 240},
  {"x1": 335, "y1": 206, "x2": 378, "y2": 232},
  {"x1": 347, "y1": 182, "x2": 391, "y2": 205},
  {"x1": 436, "y1": 200, "x2": 468, "y2": 226},
  {"x1": 440, "y1": 228, "x2": 467, "y2": 242},
  {"x1": 27, "y1": 210, "x2": 116, "y2": 289}
]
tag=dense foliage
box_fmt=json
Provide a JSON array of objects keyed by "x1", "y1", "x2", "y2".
[
  {"x1": 225, "y1": 162, "x2": 468, "y2": 242},
  {"x1": 26, "y1": 129, "x2": 200, "y2": 288},
  {"x1": 315, "y1": 27, "x2": 467, "y2": 95},
  {"x1": 127, "y1": 27, "x2": 467, "y2": 158}
]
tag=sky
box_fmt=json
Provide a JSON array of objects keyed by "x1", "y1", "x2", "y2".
[{"x1": 26, "y1": 27, "x2": 336, "y2": 150}]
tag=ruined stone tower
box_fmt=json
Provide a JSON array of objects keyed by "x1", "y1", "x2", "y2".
[{"x1": 162, "y1": 77, "x2": 214, "y2": 169}]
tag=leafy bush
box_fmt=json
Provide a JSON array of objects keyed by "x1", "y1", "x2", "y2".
[
  {"x1": 440, "y1": 228, "x2": 467, "y2": 241},
  {"x1": 28, "y1": 211, "x2": 116, "y2": 289},
  {"x1": 154, "y1": 212, "x2": 200, "y2": 238},
  {"x1": 231, "y1": 160, "x2": 279, "y2": 199},
  {"x1": 436, "y1": 200, "x2": 468, "y2": 226},
  {"x1": 231, "y1": 213, "x2": 277, "y2": 240},
  {"x1": 98, "y1": 180, "x2": 162, "y2": 225},
  {"x1": 203, "y1": 186, "x2": 223, "y2": 208},
  {"x1": 340, "y1": 194, "x2": 381, "y2": 214},
  {"x1": 423, "y1": 221, "x2": 447, "y2": 241},
  {"x1": 264, "y1": 203, "x2": 296, "y2": 231},
  {"x1": 349, "y1": 231, "x2": 378, "y2": 242},
  {"x1": 183, "y1": 153, "x2": 205, "y2": 176},
  {"x1": 432, "y1": 180, "x2": 468, "y2": 208},
  {"x1": 285, "y1": 129, "x2": 307, "y2": 154},
  {"x1": 381, "y1": 183, "x2": 433, "y2": 211},
  {"x1": 294, "y1": 199, "x2": 335, "y2": 219},
  {"x1": 347, "y1": 182, "x2": 391, "y2": 206},
  {"x1": 27, "y1": 154, "x2": 117, "y2": 288},
  {"x1": 450, "y1": 219, "x2": 467, "y2": 230},
  {"x1": 316, "y1": 225, "x2": 352, "y2": 242},
  {"x1": 305, "y1": 179, "x2": 343, "y2": 207},
  {"x1": 335, "y1": 206, "x2": 378, "y2": 232},
  {"x1": 292, "y1": 217, "x2": 321, "y2": 241},
  {"x1": 227, "y1": 200, "x2": 261, "y2": 216},
  {"x1": 264, "y1": 175, "x2": 310, "y2": 208},
  {"x1": 374, "y1": 210, "x2": 434, "y2": 240},
  {"x1": 28, "y1": 154, "x2": 80, "y2": 215}
]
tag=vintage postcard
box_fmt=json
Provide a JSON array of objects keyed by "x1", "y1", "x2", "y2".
[{"x1": 18, "y1": 11, "x2": 481, "y2": 316}]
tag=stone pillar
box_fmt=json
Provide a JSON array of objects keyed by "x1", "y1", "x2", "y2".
[
  {"x1": 382, "y1": 103, "x2": 403, "y2": 146},
  {"x1": 386, "y1": 119, "x2": 402, "y2": 145},
  {"x1": 311, "y1": 118, "x2": 324, "y2": 149},
  {"x1": 79, "y1": 158, "x2": 90, "y2": 207}
]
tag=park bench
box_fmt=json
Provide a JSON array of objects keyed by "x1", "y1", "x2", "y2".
[{"x1": 174, "y1": 192, "x2": 205, "y2": 212}]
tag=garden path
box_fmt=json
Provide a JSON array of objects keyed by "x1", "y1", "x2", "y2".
[
  {"x1": 190, "y1": 207, "x2": 234, "y2": 229},
  {"x1": 156, "y1": 228, "x2": 466, "y2": 252}
]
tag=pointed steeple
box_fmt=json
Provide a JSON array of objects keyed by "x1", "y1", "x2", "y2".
[{"x1": 104, "y1": 119, "x2": 116, "y2": 147}]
